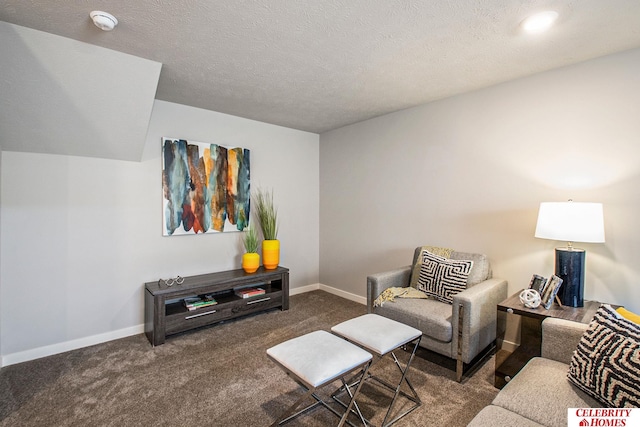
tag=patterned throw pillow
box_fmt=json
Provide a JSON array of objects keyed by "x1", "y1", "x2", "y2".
[
  {"x1": 409, "y1": 246, "x2": 454, "y2": 288},
  {"x1": 568, "y1": 304, "x2": 640, "y2": 408},
  {"x1": 415, "y1": 251, "x2": 473, "y2": 304}
]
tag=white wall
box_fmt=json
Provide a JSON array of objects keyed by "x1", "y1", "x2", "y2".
[
  {"x1": 0, "y1": 100, "x2": 319, "y2": 366},
  {"x1": 3, "y1": 48, "x2": 639, "y2": 367},
  {"x1": 319, "y1": 48, "x2": 640, "y2": 314},
  {"x1": 0, "y1": 149, "x2": 2, "y2": 360}
]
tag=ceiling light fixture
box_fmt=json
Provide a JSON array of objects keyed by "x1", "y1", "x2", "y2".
[
  {"x1": 90, "y1": 11, "x2": 118, "y2": 31},
  {"x1": 521, "y1": 11, "x2": 558, "y2": 34}
]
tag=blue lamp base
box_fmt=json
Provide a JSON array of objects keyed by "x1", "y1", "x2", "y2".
[{"x1": 554, "y1": 248, "x2": 585, "y2": 308}]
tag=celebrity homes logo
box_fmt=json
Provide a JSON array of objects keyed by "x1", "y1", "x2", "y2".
[{"x1": 568, "y1": 408, "x2": 640, "y2": 426}]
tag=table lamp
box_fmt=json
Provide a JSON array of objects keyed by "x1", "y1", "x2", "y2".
[{"x1": 534, "y1": 201, "x2": 605, "y2": 307}]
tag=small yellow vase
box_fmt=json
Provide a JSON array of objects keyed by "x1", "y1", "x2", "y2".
[
  {"x1": 262, "y1": 239, "x2": 280, "y2": 269},
  {"x1": 242, "y1": 252, "x2": 260, "y2": 273}
]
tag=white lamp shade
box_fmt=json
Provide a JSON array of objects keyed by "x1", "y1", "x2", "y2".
[{"x1": 535, "y1": 202, "x2": 605, "y2": 243}]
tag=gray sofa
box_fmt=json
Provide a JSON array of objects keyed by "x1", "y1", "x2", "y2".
[
  {"x1": 367, "y1": 247, "x2": 508, "y2": 381},
  {"x1": 468, "y1": 317, "x2": 602, "y2": 427}
]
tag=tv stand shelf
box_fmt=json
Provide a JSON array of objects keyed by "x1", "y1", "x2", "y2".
[{"x1": 144, "y1": 266, "x2": 289, "y2": 346}]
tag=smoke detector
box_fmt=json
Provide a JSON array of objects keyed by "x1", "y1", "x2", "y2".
[{"x1": 90, "y1": 11, "x2": 118, "y2": 31}]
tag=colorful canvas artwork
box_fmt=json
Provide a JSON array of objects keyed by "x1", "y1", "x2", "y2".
[{"x1": 162, "y1": 138, "x2": 250, "y2": 235}]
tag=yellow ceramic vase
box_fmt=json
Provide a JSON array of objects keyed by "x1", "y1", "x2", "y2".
[
  {"x1": 262, "y1": 239, "x2": 280, "y2": 269},
  {"x1": 242, "y1": 252, "x2": 260, "y2": 273}
]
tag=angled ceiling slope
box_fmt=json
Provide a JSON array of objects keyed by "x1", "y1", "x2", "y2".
[
  {"x1": 0, "y1": 22, "x2": 161, "y2": 162},
  {"x1": 3, "y1": 1, "x2": 640, "y2": 135}
]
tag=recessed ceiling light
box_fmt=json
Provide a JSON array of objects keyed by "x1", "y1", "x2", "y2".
[
  {"x1": 90, "y1": 11, "x2": 118, "y2": 31},
  {"x1": 521, "y1": 11, "x2": 559, "y2": 34}
]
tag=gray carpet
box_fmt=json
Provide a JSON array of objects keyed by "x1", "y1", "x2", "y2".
[{"x1": 0, "y1": 291, "x2": 497, "y2": 426}]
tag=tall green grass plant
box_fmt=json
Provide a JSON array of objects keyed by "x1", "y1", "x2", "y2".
[
  {"x1": 243, "y1": 225, "x2": 259, "y2": 253},
  {"x1": 254, "y1": 188, "x2": 278, "y2": 240}
]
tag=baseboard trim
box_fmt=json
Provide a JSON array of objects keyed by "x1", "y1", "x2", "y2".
[
  {"x1": 318, "y1": 284, "x2": 366, "y2": 305},
  {"x1": 289, "y1": 283, "x2": 320, "y2": 295},
  {"x1": 1, "y1": 324, "x2": 144, "y2": 368},
  {"x1": 500, "y1": 339, "x2": 518, "y2": 353},
  {"x1": 2, "y1": 284, "x2": 365, "y2": 367},
  {"x1": 290, "y1": 283, "x2": 366, "y2": 305}
]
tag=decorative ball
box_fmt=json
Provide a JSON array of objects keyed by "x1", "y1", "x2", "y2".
[{"x1": 519, "y1": 289, "x2": 541, "y2": 309}]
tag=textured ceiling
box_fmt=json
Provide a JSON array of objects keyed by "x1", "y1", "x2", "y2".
[{"x1": 2, "y1": 1, "x2": 640, "y2": 134}]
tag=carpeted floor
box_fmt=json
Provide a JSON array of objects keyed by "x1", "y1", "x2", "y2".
[{"x1": 0, "y1": 291, "x2": 497, "y2": 426}]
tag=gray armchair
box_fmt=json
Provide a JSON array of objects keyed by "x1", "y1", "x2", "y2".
[{"x1": 367, "y1": 247, "x2": 508, "y2": 382}]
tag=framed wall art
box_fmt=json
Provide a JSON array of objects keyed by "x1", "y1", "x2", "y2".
[{"x1": 162, "y1": 137, "x2": 250, "y2": 236}]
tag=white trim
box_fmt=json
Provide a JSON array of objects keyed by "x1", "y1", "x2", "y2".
[
  {"x1": 1, "y1": 285, "x2": 365, "y2": 367},
  {"x1": 319, "y1": 284, "x2": 366, "y2": 305},
  {"x1": 500, "y1": 339, "x2": 519, "y2": 353},
  {"x1": 290, "y1": 283, "x2": 366, "y2": 305},
  {"x1": 289, "y1": 283, "x2": 320, "y2": 295},
  {"x1": 1, "y1": 324, "x2": 144, "y2": 367}
]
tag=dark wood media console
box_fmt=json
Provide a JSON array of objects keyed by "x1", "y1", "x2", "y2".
[{"x1": 144, "y1": 266, "x2": 289, "y2": 346}]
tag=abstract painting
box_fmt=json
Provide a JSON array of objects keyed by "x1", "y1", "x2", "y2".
[{"x1": 162, "y1": 138, "x2": 250, "y2": 235}]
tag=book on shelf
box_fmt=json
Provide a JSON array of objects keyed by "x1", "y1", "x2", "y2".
[
  {"x1": 183, "y1": 294, "x2": 218, "y2": 311},
  {"x1": 235, "y1": 287, "x2": 266, "y2": 298}
]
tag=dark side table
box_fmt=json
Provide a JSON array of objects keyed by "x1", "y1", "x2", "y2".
[{"x1": 494, "y1": 290, "x2": 608, "y2": 389}]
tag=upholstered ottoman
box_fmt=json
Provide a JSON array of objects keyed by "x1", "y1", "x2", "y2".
[
  {"x1": 267, "y1": 330, "x2": 373, "y2": 426},
  {"x1": 332, "y1": 314, "x2": 422, "y2": 426}
]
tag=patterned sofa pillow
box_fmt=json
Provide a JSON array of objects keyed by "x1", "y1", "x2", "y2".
[
  {"x1": 568, "y1": 304, "x2": 640, "y2": 408},
  {"x1": 415, "y1": 251, "x2": 473, "y2": 304}
]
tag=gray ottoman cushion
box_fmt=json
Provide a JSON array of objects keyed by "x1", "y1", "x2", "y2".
[
  {"x1": 332, "y1": 313, "x2": 421, "y2": 355},
  {"x1": 267, "y1": 330, "x2": 372, "y2": 388}
]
